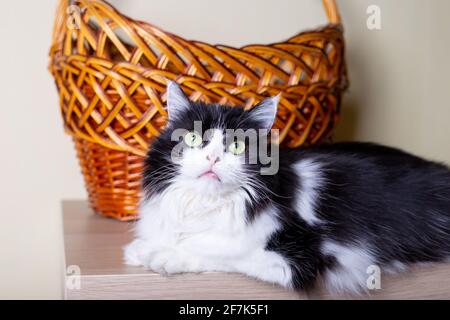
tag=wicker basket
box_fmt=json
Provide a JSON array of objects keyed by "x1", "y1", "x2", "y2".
[{"x1": 49, "y1": 0, "x2": 348, "y2": 221}]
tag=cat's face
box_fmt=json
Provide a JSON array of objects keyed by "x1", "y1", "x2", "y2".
[{"x1": 143, "y1": 81, "x2": 279, "y2": 197}]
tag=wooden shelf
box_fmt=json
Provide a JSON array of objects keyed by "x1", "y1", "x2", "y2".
[{"x1": 62, "y1": 200, "x2": 450, "y2": 299}]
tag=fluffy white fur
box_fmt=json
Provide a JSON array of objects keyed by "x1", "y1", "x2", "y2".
[
  {"x1": 124, "y1": 129, "x2": 293, "y2": 288},
  {"x1": 124, "y1": 185, "x2": 293, "y2": 287},
  {"x1": 321, "y1": 241, "x2": 376, "y2": 294},
  {"x1": 293, "y1": 159, "x2": 324, "y2": 225}
]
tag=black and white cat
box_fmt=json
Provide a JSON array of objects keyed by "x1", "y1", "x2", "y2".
[{"x1": 124, "y1": 82, "x2": 450, "y2": 294}]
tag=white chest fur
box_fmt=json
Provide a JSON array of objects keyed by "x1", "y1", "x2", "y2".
[{"x1": 124, "y1": 182, "x2": 293, "y2": 288}]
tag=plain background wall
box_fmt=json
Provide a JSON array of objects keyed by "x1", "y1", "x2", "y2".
[{"x1": 0, "y1": 0, "x2": 449, "y2": 299}]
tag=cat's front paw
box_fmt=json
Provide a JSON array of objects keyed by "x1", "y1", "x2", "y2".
[
  {"x1": 146, "y1": 249, "x2": 191, "y2": 275},
  {"x1": 123, "y1": 240, "x2": 177, "y2": 273},
  {"x1": 123, "y1": 239, "x2": 148, "y2": 266},
  {"x1": 124, "y1": 240, "x2": 200, "y2": 275}
]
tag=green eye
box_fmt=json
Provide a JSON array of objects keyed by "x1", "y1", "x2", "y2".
[
  {"x1": 184, "y1": 131, "x2": 202, "y2": 148},
  {"x1": 228, "y1": 140, "x2": 246, "y2": 155}
]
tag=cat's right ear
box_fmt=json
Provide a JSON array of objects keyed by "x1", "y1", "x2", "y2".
[{"x1": 166, "y1": 81, "x2": 191, "y2": 122}]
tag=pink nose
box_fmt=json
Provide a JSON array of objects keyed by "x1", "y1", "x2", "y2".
[{"x1": 206, "y1": 155, "x2": 220, "y2": 164}]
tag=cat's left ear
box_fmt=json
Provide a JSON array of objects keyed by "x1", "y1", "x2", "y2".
[
  {"x1": 249, "y1": 94, "x2": 281, "y2": 130},
  {"x1": 166, "y1": 81, "x2": 191, "y2": 122}
]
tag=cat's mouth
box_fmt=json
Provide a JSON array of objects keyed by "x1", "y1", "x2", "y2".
[{"x1": 199, "y1": 170, "x2": 221, "y2": 181}]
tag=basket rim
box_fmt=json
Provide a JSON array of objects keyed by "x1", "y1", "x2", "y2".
[{"x1": 52, "y1": 0, "x2": 344, "y2": 57}]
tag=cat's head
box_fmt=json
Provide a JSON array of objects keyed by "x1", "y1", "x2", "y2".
[{"x1": 143, "y1": 81, "x2": 280, "y2": 198}]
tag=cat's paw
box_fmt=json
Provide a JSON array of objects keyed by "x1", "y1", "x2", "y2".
[
  {"x1": 123, "y1": 239, "x2": 148, "y2": 266},
  {"x1": 124, "y1": 241, "x2": 200, "y2": 275},
  {"x1": 146, "y1": 249, "x2": 190, "y2": 275},
  {"x1": 163, "y1": 254, "x2": 196, "y2": 274},
  {"x1": 123, "y1": 239, "x2": 161, "y2": 267},
  {"x1": 145, "y1": 250, "x2": 174, "y2": 274}
]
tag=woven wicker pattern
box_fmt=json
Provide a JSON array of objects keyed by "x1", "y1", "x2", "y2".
[{"x1": 49, "y1": 0, "x2": 348, "y2": 221}]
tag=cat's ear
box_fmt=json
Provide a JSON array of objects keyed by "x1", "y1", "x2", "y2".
[
  {"x1": 166, "y1": 81, "x2": 191, "y2": 121},
  {"x1": 249, "y1": 94, "x2": 281, "y2": 130}
]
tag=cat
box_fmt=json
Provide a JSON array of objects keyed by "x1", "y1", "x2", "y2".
[{"x1": 124, "y1": 81, "x2": 450, "y2": 294}]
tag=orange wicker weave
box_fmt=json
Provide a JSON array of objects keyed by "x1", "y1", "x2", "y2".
[{"x1": 49, "y1": 0, "x2": 349, "y2": 221}]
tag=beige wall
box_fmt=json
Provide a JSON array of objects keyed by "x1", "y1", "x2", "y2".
[
  {"x1": 335, "y1": 0, "x2": 450, "y2": 163},
  {"x1": 0, "y1": 0, "x2": 86, "y2": 299},
  {"x1": 0, "y1": 0, "x2": 449, "y2": 299}
]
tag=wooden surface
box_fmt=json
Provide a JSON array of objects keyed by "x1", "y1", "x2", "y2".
[{"x1": 62, "y1": 200, "x2": 450, "y2": 300}]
